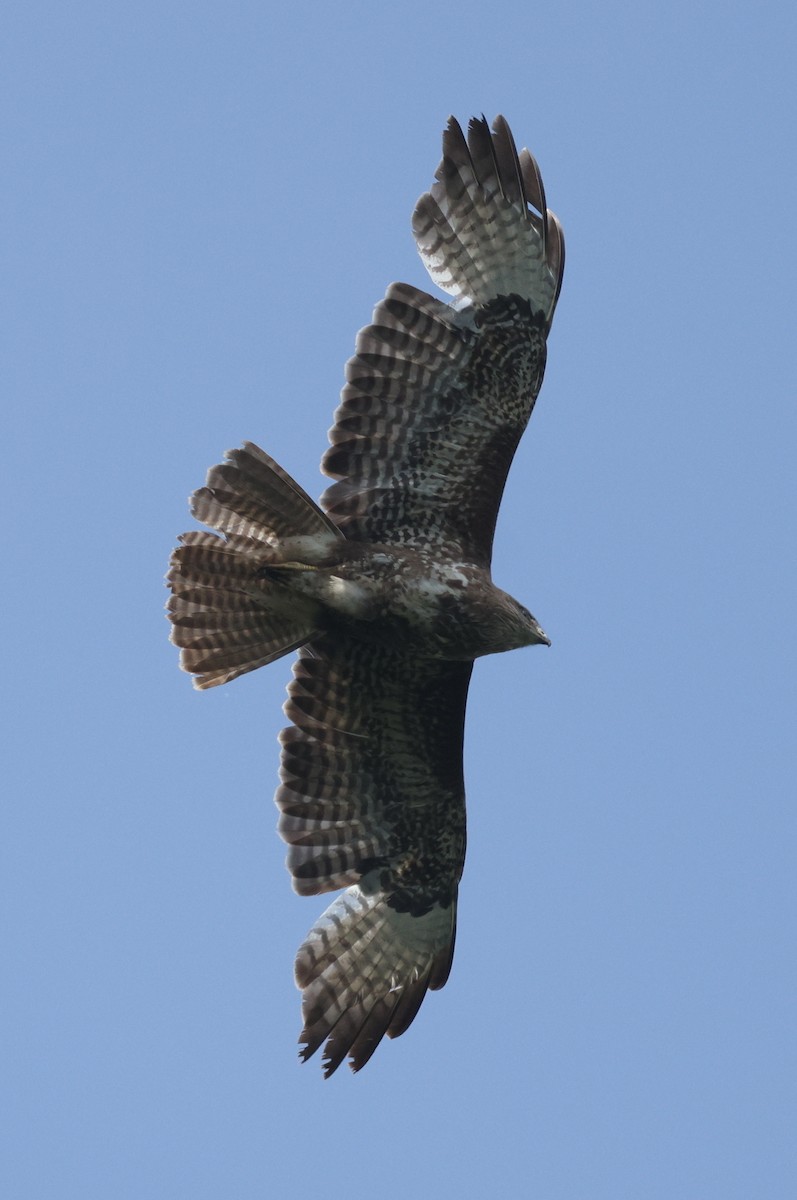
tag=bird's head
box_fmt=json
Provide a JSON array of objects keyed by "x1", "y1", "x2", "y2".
[
  {"x1": 510, "y1": 597, "x2": 550, "y2": 649},
  {"x1": 482, "y1": 589, "x2": 550, "y2": 656}
]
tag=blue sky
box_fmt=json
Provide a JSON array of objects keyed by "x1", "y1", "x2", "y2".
[{"x1": 3, "y1": 2, "x2": 796, "y2": 1196}]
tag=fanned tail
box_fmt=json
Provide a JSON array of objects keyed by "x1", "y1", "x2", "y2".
[
  {"x1": 295, "y1": 880, "x2": 457, "y2": 1077},
  {"x1": 412, "y1": 114, "x2": 564, "y2": 325},
  {"x1": 167, "y1": 442, "x2": 343, "y2": 689}
]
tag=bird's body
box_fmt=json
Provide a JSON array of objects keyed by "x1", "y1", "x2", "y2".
[
  {"x1": 264, "y1": 543, "x2": 548, "y2": 660},
  {"x1": 168, "y1": 115, "x2": 564, "y2": 1075}
]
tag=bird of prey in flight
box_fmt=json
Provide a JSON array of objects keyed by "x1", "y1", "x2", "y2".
[{"x1": 167, "y1": 114, "x2": 564, "y2": 1076}]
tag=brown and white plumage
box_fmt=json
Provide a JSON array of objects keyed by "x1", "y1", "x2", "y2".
[
  {"x1": 279, "y1": 640, "x2": 471, "y2": 1073},
  {"x1": 324, "y1": 115, "x2": 563, "y2": 566},
  {"x1": 167, "y1": 116, "x2": 564, "y2": 1075}
]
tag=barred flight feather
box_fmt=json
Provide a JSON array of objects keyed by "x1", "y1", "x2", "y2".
[{"x1": 294, "y1": 883, "x2": 456, "y2": 1077}]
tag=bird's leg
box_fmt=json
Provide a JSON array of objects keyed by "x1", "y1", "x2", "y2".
[{"x1": 255, "y1": 560, "x2": 320, "y2": 579}]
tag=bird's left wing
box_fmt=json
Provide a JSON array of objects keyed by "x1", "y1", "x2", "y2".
[{"x1": 276, "y1": 634, "x2": 473, "y2": 1076}]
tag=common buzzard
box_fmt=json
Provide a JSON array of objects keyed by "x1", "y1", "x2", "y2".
[{"x1": 167, "y1": 115, "x2": 565, "y2": 1075}]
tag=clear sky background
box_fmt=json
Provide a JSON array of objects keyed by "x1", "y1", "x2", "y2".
[{"x1": 3, "y1": 2, "x2": 795, "y2": 1197}]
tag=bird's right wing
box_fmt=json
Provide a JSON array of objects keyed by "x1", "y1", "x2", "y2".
[{"x1": 321, "y1": 115, "x2": 564, "y2": 567}]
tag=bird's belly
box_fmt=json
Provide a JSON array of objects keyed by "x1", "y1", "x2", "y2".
[{"x1": 319, "y1": 554, "x2": 507, "y2": 660}]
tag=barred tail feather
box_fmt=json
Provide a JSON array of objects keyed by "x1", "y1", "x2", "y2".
[
  {"x1": 412, "y1": 114, "x2": 564, "y2": 324},
  {"x1": 167, "y1": 532, "x2": 319, "y2": 688},
  {"x1": 295, "y1": 880, "x2": 457, "y2": 1077},
  {"x1": 167, "y1": 443, "x2": 343, "y2": 689}
]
